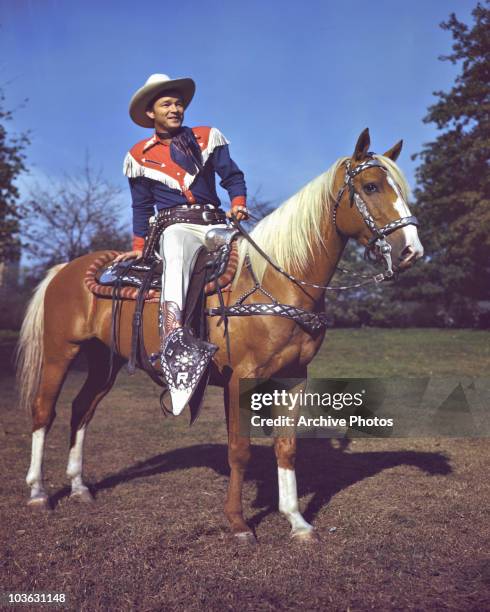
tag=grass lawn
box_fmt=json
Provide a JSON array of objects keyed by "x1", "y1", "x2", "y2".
[
  {"x1": 2, "y1": 327, "x2": 489, "y2": 379},
  {"x1": 1, "y1": 327, "x2": 489, "y2": 611},
  {"x1": 308, "y1": 328, "x2": 490, "y2": 377}
]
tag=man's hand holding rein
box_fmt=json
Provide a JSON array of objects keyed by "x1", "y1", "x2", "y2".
[{"x1": 227, "y1": 205, "x2": 249, "y2": 222}]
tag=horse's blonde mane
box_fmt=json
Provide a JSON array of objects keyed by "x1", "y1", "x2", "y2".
[{"x1": 235, "y1": 153, "x2": 411, "y2": 284}]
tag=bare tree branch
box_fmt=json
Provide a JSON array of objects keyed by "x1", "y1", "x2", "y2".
[{"x1": 20, "y1": 158, "x2": 131, "y2": 269}]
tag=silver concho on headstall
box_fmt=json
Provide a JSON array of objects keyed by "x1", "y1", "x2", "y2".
[{"x1": 160, "y1": 328, "x2": 218, "y2": 416}]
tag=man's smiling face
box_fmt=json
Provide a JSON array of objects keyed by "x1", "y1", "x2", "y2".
[{"x1": 146, "y1": 90, "x2": 185, "y2": 133}]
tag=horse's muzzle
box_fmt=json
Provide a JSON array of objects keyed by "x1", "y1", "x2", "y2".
[{"x1": 398, "y1": 244, "x2": 424, "y2": 270}]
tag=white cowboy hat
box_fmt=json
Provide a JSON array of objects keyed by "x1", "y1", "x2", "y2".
[{"x1": 129, "y1": 73, "x2": 196, "y2": 128}]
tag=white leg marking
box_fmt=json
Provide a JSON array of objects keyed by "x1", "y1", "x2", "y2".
[
  {"x1": 278, "y1": 467, "x2": 313, "y2": 537},
  {"x1": 26, "y1": 427, "x2": 48, "y2": 503},
  {"x1": 67, "y1": 426, "x2": 89, "y2": 495}
]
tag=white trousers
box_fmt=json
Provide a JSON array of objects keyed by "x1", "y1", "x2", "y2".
[{"x1": 159, "y1": 222, "x2": 227, "y2": 309}]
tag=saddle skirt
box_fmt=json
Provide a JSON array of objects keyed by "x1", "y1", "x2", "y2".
[{"x1": 84, "y1": 230, "x2": 240, "y2": 302}]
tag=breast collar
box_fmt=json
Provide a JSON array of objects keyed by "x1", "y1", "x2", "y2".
[{"x1": 333, "y1": 154, "x2": 419, "y2": 277}]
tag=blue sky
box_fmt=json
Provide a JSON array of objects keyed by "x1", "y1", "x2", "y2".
[{"x1": 1, "y1": 0, "x2": 477, "y2": 223}]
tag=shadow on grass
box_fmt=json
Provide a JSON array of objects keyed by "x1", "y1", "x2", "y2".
[{"x1": 51, "y1": 440, "x2": 452, "y2": 525}]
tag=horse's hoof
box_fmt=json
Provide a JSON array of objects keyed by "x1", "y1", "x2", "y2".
[
  {"x1": 27, "y1": 496, "x2": 50, "y2": 510},
  {"x1": 233, "y1": 531, "x2": 257, "y2": 545},
  {"x1": 70, "y1": 489, "x2": 94, "y2": 504},
  {"x1": 291, "y1": 528, "x2": 319, "y2": 543}
]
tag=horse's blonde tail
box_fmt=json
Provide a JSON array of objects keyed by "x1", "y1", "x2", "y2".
[{"x1": 15, "y1": 263, "x2": 68, "y2": 413}]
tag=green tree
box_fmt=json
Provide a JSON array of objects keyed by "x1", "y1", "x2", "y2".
[
  {"x1": 0, "y1": 89, "x2": 29, "y2": 263},
  {"x1": 410, "y1": 2, "x2": 490, "y2": 326}
]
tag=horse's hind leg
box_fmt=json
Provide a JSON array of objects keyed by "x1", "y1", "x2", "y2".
[
  {"x1": 27, "y1": 346, "x2": 80, "y2": 508},
  {"x1": 67, "y1": 339, "x2": 124, "y2": 502}
]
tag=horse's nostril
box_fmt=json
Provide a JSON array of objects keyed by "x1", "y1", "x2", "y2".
[
  {"x1": 400, "y1": 245, "x2": 416, "y2": 262},
  {"x1": 401, "y1": 245, "x2": 414, "y2": 259},
  {"x1": 398, "y1": 245, "x2": 419, "y2": 269}
]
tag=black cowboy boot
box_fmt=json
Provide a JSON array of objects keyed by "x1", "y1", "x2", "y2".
[{"x1": 160, "y1": 301, "x2": 218, "y2": 416}]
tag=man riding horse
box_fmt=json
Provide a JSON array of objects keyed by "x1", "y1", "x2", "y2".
[{"x1": 115, "y1": 74, "x2": 249, "y2": 414}]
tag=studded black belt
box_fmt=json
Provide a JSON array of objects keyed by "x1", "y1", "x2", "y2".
[{"x1": 157, "y1": 204, "x2": 227, "y2": 227}]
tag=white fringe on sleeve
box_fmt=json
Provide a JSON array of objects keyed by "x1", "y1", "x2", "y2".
[{"x1": 201, "y1": 127, "x2": 230, "y2": 166}]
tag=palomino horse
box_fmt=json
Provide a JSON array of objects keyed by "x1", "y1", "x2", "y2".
[{"x1": 16, "y1": 129, "x2": 423, "y2": 542}]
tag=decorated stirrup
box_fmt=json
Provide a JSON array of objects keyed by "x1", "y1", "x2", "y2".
[{"x1": 160, "y1": 328, "x2": 218, "y2": 415}]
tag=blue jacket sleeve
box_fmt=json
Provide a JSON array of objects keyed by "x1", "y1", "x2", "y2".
[
  {"x1": 129, "y1": 177, "x2": 156, "y2": 238},
  {"x1": 211, "y1": 144, "x2": 247, "y2": 203}
]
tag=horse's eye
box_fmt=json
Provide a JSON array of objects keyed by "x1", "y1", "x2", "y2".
[{"x1": 364, "y1": 183, "x2": 378, "y2": 194}]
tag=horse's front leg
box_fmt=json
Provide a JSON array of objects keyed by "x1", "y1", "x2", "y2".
[
  {"x1": 274, "y1": 436, "x2": 315, "y2": 540},
  {"x1": 223, "y1": 377, "x2": 255, "y2": 543},
  {"x1": 274, "y1": 375, "x2": 316, "y2": 541}
]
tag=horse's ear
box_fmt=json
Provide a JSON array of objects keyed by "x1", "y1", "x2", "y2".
[
  {"x1": 353, "y1": 128, "x2": 371, "y2": 161},
  {"x1": 383, "y1": 139, "x2": 403, "y2": 161}
]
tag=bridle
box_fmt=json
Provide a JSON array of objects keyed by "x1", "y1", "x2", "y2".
[
  {"x1": 333, "y1": 155, "x2": 419, "y2": 279},
  {"x1": 207, "y1": 155, "x2": 421, "y2": 342},
  {"x1": 229, "y1": 153, "x2": 420, "y2": 294}
]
